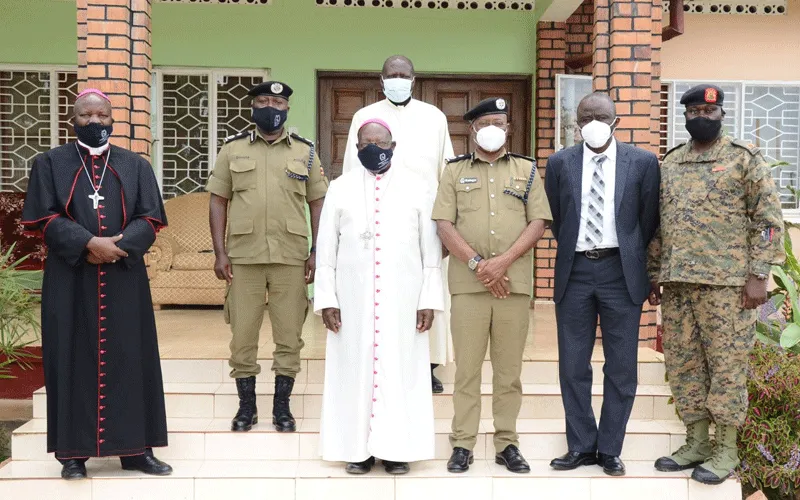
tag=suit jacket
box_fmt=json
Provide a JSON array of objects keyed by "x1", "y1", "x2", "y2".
[{"x1": 544, "y1": 141, "x2": 660, "y2": 304}]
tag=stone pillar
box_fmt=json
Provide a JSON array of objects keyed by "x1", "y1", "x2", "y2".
[{"x1": 77, "y1": 0, "x2": 152, "y2": 159}]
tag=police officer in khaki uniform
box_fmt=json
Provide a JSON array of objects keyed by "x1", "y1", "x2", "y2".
[
  {"x1": 432, "y1": 98, "x2": 552, "y2": 474},
  {"x1": 207, "y1": 81, "x2": 328, "y2": 433}
]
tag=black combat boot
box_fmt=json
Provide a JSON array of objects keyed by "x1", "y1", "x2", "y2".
[
  {"x1": 273, "y1": 375, "x2": 297, "y2": 432},
  {"x1": 231, "y1": 376, "x2": 258, "y2": 432}
]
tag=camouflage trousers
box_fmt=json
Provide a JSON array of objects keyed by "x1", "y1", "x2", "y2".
[{"x1": 661, "y1": 283, "x2": 756, "y2": 426}]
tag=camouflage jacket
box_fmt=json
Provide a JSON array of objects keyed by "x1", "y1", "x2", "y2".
[{"x1": 647, "y1": 135, "x2": 785, "y2": 286}]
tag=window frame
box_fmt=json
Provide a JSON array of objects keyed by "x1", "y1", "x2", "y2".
[
  {"x1": 554, "y1": 73, "x2": 593, "y2": 153},
  {"x1": 152, "y1": 67, "x2": 270, "y2": 196}
]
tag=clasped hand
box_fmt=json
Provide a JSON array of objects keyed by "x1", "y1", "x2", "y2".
[
  {"x1": 322, "y1": 308, "x2": 434, "y2": 334},
  {"x1": 476, "y1": 257, "x2": 511, "y2": 299},
  {"x1": 86, "y1": 234, "x2": 127, "y2": 265}
]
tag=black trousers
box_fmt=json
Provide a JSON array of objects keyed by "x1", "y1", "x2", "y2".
[
  {"x1": 57, "y1": 448, "x2": 150, "y2": 465},
  {"x1": 555, "y1": 253, "x2": 642, "y2": 456}
]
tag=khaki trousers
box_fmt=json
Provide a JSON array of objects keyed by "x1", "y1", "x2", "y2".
[
  {"x1": 449, "y1": 292, "x2": 530, "y2": 453},
  {"x1": 226, "y1": 263, "x2": 308, "y2": 379}
]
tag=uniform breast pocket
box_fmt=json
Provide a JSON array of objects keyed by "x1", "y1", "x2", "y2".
[
  {"x1": 282, "y1": 161, "x2": 308, "y2": 197},
  {"x1": 455, "y1": 182, "x2": 482, "y2": 212},
  {"x1": 502, "y1": 181, "x2": 526, "y2": 212},
  {"x1": 706, "y1": 168, "x2": 744, "y2": 212},
  {"x1": 230, "y1": 160, "x2": 256, "y2": 191}
]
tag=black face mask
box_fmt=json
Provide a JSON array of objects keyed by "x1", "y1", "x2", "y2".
[
  {"x1": 252, "y1": 106, "x2": 287, "y2": 133},
  {"x1": 74, "y1": 123, "x2": 113, "y2": 148},
  {"x1": 357, "y1": 144, "x2": 393, "y2": 172},
  {"x1": 685, "y1": 117, "x2": 722, "y2": 143}
]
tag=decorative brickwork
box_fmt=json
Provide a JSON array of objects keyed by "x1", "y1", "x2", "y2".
[
  {"x1": 535, "y1": 0, "x2": 662, "y2": 346},
  {"x1": 77, "y1": 0, "x2": 152, "y2": 159}
]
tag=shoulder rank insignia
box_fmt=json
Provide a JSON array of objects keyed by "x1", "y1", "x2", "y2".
[
  {"x1": 508, "y1": 152, "x2": 535, "y2": 162},
  {"x1": 290, "y1": 133, "x2": 315, "y2": 172},
  {"x1": 446, "y1": 153, "x2": 472, "y2": 164},
  {"x1": 223, "y1": 131, "x2": 250, "y2": 144},
  {"x1": 732, "y1": 138, "x2": 760, "y2": 155},
  {"x1": 662, "y1": 142, "x2": 686, "y2": 160}
]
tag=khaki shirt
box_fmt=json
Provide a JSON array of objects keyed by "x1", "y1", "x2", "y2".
[
  {"x1": 432, "y1": 152, "x2": 552, "y2": 295},
  {"x1": 648, "y1": 135, "x2": 785, "y2": 286},
  {"x1": 206, "y1": 128, "x2": 328, "y2": 266}
]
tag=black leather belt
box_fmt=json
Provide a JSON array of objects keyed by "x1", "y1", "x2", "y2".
[{"x1": 577, "y1": 248, "x2": 620, "y2": 260}]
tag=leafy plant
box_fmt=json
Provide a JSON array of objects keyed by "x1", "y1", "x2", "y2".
[
  {"x1": 0, "y1": 244, "x2": 42, "y2": 379},
  {"x1": 759, "y1": 221, "x2": 800, "y2": 354},
  {"x1": 737, "y1": 343, "x2": 800, "y2": 499}
]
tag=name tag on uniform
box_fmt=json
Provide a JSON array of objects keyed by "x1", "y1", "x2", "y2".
[{"x1": 459, "y1": 177, "x2": 478, "y2": 184}]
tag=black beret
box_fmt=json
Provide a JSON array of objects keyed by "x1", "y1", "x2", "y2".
[
  {"x1": 464, "y1": 97, "x2": 508, "y2": 121},
  {"x1": 680, "y1": 84, "x2": 724, "y2": 107},
  {"x1": 248, "y1": 81, "x2": 293, "y2": 100}
]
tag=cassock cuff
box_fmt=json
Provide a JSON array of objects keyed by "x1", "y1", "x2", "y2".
[
  {"x1": 312, "y1": 267, "x2": 339, "y2": 313},
  {"x1": 418, "y1": 267, "x2": 445, "y2": 311}
]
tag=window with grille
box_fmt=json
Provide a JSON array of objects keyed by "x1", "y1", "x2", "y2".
[
  {"x1": 153, "y1": 69, "x2": 269, "y2": 199},
  {"x1": 555, "y1": 74, "x2": 593, "y2": 152},
  {"x1": 0, "y1": 68, "x2": 79, "y2": 192},
  {"x1": 662, "y1": 80, "x2": 800, "y2": 215}
]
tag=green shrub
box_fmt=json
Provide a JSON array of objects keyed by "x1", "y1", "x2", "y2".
[{"x1": 737, "y1": 343, "x2": 800, "y2": 499}]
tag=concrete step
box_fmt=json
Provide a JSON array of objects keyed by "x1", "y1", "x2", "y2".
[
  {"x1": 12, "y1": 418, "x2": 689, "y2": 462},
  {"x1": 31, "y1": 383, "x2": 678, "y2": 421},
  {"x1": 158, "y1": 349, "x2": 668, "y2": 386},
  {"x1": 0, "y1": 458, "x2": 742, "y2": 500}
]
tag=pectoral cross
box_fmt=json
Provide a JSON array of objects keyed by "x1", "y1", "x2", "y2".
[
  {"x1": 360, "y1": 230, "x2": 373, "y2": 249},
  {"x1": 89, "y1": 191, "x2": 104, "y2": 210}
]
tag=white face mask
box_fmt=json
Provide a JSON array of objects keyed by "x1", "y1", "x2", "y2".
[
  {"x1": 382, "y1": 77, "x2": 413, "y2": 103},
  {"x1": 581, "y1": 120, "x2": 615, "y2": 149},
  {"x1": 474, "y1": 125, "x2": 507, "y2": 153}
]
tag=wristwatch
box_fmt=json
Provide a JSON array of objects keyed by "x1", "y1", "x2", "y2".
[{"x1": 467, "y1": 255, "x2": 483, "y2": 271}]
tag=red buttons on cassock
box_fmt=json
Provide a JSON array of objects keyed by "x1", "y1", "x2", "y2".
[
  {"x1": 100, "y1": 362, "x2": 106, "y2": 366},
  {"x1": 99, "y1": 439, "x2": 105, "y2": 444},
  {"x1": 100, "y1": 272, "x2": 106, "y2": 276},
  {"x1": 374, "y1": 357, "x2": 378, "y2": 361},
  {"x1": 100, "y1": 384, "x2": 106, "y2": 388},
  {"x1": 101, "y1": 226, "x2": 107, "y2": 230},
  {"x1": 100, "y1": 294, "x2": 106, "y2": 298},
  {"x1": 376, "y1": 275, "x2": 380, "y2": 279},
  {"x1": 375, "y1": 302, "x2": 379, "y2": 306},
  {"x1": 375, "y1": 316, "x2": 380, "y2": 320},
  {"x1": 100, "y1": 215, "x2": 106, "y2": 219},
  {"x1": 100, "y1": 417, "x2": 105, "y2": 422},
  {"x1": 376, "y1": 187, "x2": 380, "y2": 191},
  {"x1": 99, "y1": 406, "x2": 105, "y2": 410},
  {"x1": 374, "y1": 343, "x2": 379, "y2": 347},
  {"x1": 99, "y1": 428, "x2": 105, "y2": 433},
  {"x1": 100, "y1": 350, "x2": 106, "y2": 355},
  {"x1": 376, "y1": 289, "x2": 381, "y2": 293},
  {"x1": 376, "y1": 262, "x2": 381, "y2": 265},
  {"x1": 376, "y1": 233, "x2": 380, "y2": 237},
  {"x1": 100, "y1": 328, "x2": 107, "y2": 332},
  {"x1": 100, "y1": 317, "x2": 106, "y2": 321},
  {"x1": 100, "y1": 305, "x2": 107, "y2": 310},
  {"x1": 373, "y1": 398, "x2": 377, "y2": 402},
  {"x1": 100, "y1": 339, "x2": 107, "y2": 343}
]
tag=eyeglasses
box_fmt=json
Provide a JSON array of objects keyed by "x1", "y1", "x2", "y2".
[
  {"x1": 685, "y1": 105, "x2": 721, "y2": 118},
  {"x1": 357, "y1": 141, "x2": 392, "y2": 150}
]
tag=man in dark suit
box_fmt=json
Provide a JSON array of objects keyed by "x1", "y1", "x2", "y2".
[{"x1": 544, "y1": 93, "x2": 660, "y2": 477}]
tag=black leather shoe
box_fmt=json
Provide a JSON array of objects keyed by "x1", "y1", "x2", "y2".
[
  {"x1": 383, "y1": 460, "x2": 410, "y2": 474},
  {"x1": 231, "y1": 376, "x2": 258, "y2": 432},
  {"x1": 496, "y1": 444, "x2": 530, "y2": 473},
  {"x1": 345, "y1": 456, "x2": 375, "y2": 475},
  {"x1": 431, "y1": 364, "x2": 444, "y2": 394},
  {"x1": 273, "y1": 375, "x2": 297, "y2": 432},
  {"x1": 60, "y1": 460, "x2": 87, "y2": 480},
  {"x1": 598, "y1": 453, "x2": 626, "y2": 476},
  {"x1": 447, "y1": 447, "x2": 474, "y2": 473},
  {"x1": 550, "y1": 451, "x2": 598, "y2": 470},
  {"x1": 120, "y1": 452, "x2": 173, "y2": 476}
]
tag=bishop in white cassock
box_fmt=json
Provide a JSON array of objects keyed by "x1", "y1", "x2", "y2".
[
  {"x1": 341, "y1": 56, "x2": 455, "y2": 385},
  {"x1": 315, "y1": 119, "x2": 443, "y2": 474}
]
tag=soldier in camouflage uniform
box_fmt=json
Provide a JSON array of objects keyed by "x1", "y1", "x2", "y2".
[{"x1": 648, "y1": 84, "x2": 785, "y2": 485}]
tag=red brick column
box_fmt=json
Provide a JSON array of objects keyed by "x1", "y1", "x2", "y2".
[
  {"x1": 77, "y1": 0, "x2": 152, "y2": 159},
  {"x1": 593, "y1": 0, "x2": 662, "y2": 346},
  {"x1": 534, "y1": 22, "x2": 568, "y2": 301}
]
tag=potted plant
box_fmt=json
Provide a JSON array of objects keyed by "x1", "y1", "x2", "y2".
[{"x1": 0, "y1": 243, "x2": 44, "y2": 398}]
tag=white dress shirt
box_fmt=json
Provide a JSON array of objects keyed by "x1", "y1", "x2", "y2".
[{"x1": 575, "y1": 139, "x2": 619, "y2": 251}]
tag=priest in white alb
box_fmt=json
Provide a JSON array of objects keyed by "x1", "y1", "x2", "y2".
[
  {"x1": 315, "y1": 118, "x2": 443, "y2": 475},
  {"x1": 341, "y1": 55, "x2": 455, "y2": 392}
]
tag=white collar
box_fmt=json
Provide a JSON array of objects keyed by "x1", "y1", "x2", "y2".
[
  {"x1": 77, "y1": 140, "x2": 110, "y2": 156},
  {"x1": 583, "y1": 138, "x2": 617, "y2": 163}
]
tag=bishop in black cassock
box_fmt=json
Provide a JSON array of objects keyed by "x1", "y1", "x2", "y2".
[{"x1": 21, "y1": 89, "x2": 172, "y2": 480}]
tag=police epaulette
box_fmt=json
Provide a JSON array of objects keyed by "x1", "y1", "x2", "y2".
[
  {"x1": 223, "y1": 131, "x2": 249, "y2": 144},
  {"x1": 446, "y1": 154, "x2": 472, "y2": 164},
  {"x1": 290, "y1": 133, "x2": 314, "y2": 147},
  {"x1": 662, "y1": 142, "x2": 686, "y2": 160},
  {"x1": 508, "y1": 152, "x2": 535, "y2": 162}
]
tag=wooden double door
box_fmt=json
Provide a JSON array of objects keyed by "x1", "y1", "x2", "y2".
[{"x1": 317, "y1": 72, "x2": 531, "y2": 179}]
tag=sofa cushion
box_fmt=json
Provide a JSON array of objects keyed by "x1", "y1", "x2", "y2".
[{"x1": 172, "y1": 252, "x2": 216, "y2": 271}]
